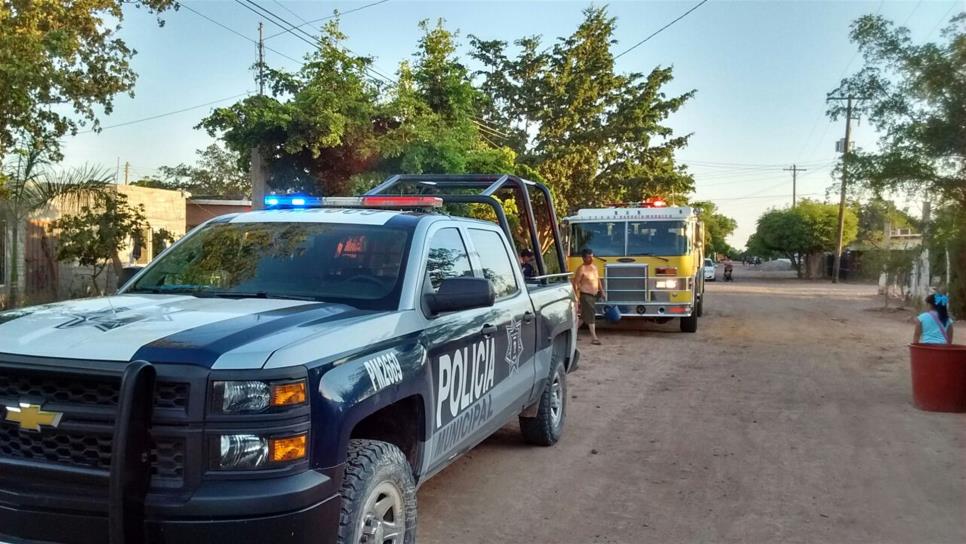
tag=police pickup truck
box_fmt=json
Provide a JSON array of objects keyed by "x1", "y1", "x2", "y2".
[{"x1": 0, "y1": 175, "x2": 577, "y2": 544}]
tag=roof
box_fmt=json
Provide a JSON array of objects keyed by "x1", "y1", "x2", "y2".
[{"x1": 565, "y1": 206, "x2": 697, "y2": 222}]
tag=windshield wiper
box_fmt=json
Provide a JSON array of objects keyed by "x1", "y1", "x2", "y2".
[{"x1": 637, "y1": 253, "x2": 670, "y2": 263}]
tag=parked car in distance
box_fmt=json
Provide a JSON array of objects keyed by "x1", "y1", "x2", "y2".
[{"x1": 703, "y1": 258, "x2": 716, "y2": 281}]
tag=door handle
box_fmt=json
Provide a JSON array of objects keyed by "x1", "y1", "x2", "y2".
[
  {"x1": 523, "y1": 311, "x2": 534, "y2": 324},
  {"x1": 481, "y1": 324, "x2": 498, "y2": 337}
]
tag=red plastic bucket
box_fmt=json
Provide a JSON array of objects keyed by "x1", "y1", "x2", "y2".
[{"x1": 909, "y1": 343, "x2": 966, "y2": 412}]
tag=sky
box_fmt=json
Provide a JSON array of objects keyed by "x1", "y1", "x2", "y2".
[{"x1": 58, "y1": 0, "x2": 963, "y2": 247}]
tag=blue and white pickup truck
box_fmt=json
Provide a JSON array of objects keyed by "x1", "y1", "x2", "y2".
[{"x1": 0, "y1": 175, "x2": 578, "y2": 544}]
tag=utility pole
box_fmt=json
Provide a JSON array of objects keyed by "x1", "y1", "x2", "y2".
[
  {"x1": 123, "y1": 161, "x2": 130, "y2": 185},
  {"x1": 827, "y1": 94, "x2": 858, "y2": 283},
  {"x1": 252, "y1": 22, "x2": 267, "y2": 209},
  {"x1": 257, "y1": 22, "x2": 265, "y2": 96},
  {"x1": 783, "y1": 164, "x2": 807, "y2": 208}
]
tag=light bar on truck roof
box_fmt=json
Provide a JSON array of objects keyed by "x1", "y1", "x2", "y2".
[
  {"x1": 263, "y1": 194, "x2": 443, "y2": 210},
  {"x1": 263, "y1": 195, "x2": 323, "y2": 209}
]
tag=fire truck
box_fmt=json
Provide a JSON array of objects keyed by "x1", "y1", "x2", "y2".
[{"x1": 565, "y1": 198, "x2": 705, "y2": 332}]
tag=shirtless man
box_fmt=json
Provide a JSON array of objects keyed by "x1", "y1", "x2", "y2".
[{"x1": 572, "y1": 248, "x2": 605, "y2": 345}]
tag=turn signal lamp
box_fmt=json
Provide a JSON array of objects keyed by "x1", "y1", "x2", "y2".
[
  {"x1": 271, "y1": 381, "x2": 307, "y2": 407},
  {"x1": 655, "y1": 267, "x2": 678, "y2": 276},
  {"x1": 270, "y1": 433, "x2": 308, "y2": 463}
]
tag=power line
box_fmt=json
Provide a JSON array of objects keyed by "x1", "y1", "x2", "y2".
[
  {"x1": 76, "y1": 91, "x2": 255, "y2": 133},
  {"x1": 179, "y1": 2, "x2": 302, "y2": 64},
  {"x1": 614, "y1": 0, "x2": 710, "y2": 59},
  {"x1": 264, "y1": 0, "x2": 391, "y2": 40},
  {"x1": 235, "y1": 0, "x2": 319, "y2": 45},
  {"x1": 271, "y1": 0, "x2": 316, "y2": 30}
]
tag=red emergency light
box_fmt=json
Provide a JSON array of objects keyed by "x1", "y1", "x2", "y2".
[{"x1": 641, "y1": 197, "x2": 668, "y2": 208}]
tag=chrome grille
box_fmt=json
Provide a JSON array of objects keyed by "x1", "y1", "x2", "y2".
[{"x1": 605, "y1": 264, "x2": 647, "y2": 303}]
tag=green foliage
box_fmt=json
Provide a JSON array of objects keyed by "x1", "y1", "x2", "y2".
[
  {"x1": 0, "y1": 140, "x2": 111, "y2": 305},
  {"x1": 831, "y1": 13, "x2": 965, "y2": 208},
  {"x1": 0, "y1": 0, "x2": 175, "y2": 159},
  {"x1": 749, "y1": 200, "x2": 858, "y2": 277},
  {"x1": 201, "y1": 9, "x2": 695, "y2": 217},
  {"x1": 50, "y1": 191, "x2": 148, "y2": 291},
  {"x1": 132, "y1": 144, "x2": 249, "y2": 199},
  {"x1": 690, "y1": 201, "x2": 737, "y2": 256},
  {"x1": 470, "y1": 6, "x2": 695, "y2": 213},
  {"x1": 200, "y1": 20, "x2": 389, "y2": 196},
  {"x1": 855, "y1": 197, "x2": 916, "y2": 247}
]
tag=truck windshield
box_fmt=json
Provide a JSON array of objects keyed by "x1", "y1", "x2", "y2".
[
  {"x1": 571, "y1": 220, "x2": 690, "y2": 257},
  {"x1": 627, "y1": 221, "x2": 689, "y2": 256},
  {"x1": 570, "y1": 222, "x2": 624, "y2": 257},
  {"x1": 127, "y1": 222, "x2": 412, "y2": 310}
]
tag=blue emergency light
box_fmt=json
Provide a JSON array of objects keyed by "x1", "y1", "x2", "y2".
[{"x1": 263, "y1": 195, "x2": 323, "y2": 209}]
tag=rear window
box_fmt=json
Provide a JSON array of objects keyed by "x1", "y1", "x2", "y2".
[{"x1": 128, "y1": 222, "x2": 412, "y2": 310}]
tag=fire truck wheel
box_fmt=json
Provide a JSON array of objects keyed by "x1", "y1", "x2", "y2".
[
  {"x1": 520, "y1": 351, "x2": 567, "y2": 446},
  {"x1": 680, "y1": 314, "x2": 698, "y2": 333},
  {"x1": 338, "y1": 439, "x2": 417, "y2": 544}
]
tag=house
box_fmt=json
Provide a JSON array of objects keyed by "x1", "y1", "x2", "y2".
[{"x1": 1, "y1": 190, "x2": 254, "y2": 307}]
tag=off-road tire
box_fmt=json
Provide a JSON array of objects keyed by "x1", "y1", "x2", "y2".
[
  {"x1": 520, "y1": 352, "x2": 567, "y2": 446},
  {"x1": 680, "y1": 314, "x2": 698, "y2": 333},
  {"x1": 337, "y1": 439, "x2": 417, "y2": 544}
]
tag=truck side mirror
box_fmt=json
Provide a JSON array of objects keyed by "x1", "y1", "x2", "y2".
[
  {"x1": 425, "y1": 277, "x2": 495, "y2": 315},
  {"x1": 118, "y1": 266, "x2": 144, "y2": 288}
]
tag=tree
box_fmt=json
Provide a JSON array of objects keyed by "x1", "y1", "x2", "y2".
[
  {"x1": 750, "y1": 200, "x2": 858, "y2": 278},
  {"x1": 0, "y1": 141, "x2": 110, "y2": 306},
  {"x1": 470, "y1": 6, "x2": 696, "y2": 213},
  {"x1": 690, "y1": 201, "x2": 737, "y2": 257},
  {"x1": 833, "y1": 12, "x2": 964, "y2": 312},
  {"x1": 0, "y1": 0, "x2": 175, "y2": 162},
  {"x1": 832, "y1": 13, "x2": 965, "y2": 208},
  {"x1": 200, "y1": 20, "x2": 392, "y2": 196},
  {"x1": 50, "y1": 190, "x2": 148, "y2": 293},
  {"x1": 132, "y1": 144, "x2": 249, "y2": 198}
]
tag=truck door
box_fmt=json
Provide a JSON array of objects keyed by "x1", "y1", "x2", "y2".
[
  {"x1": 464, "y1": 227, "x2": 538, "y2": 429},
  {"x1": 421, "y1": 226, "x2": 493, "y2": 472}
]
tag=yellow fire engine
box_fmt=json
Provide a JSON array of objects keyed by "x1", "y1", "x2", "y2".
[{"x1": 565, "y1": 199, "x2": 705, "y2": 332}]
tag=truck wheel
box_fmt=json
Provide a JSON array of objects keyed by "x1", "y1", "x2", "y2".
[
  {"x1": 337, "y1": 439, "x2": 416, "y2": 544},
  {"x1": 680, "y1": 314, "x2": 698, "y2": 333},
  {"x1": 519, "y1": 354, "x2": 567, "y2": 446}
]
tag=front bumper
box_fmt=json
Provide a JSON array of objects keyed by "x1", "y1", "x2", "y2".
[
  {"x1": 595, "y1": 302, "x2": 693, "y2": 318},
  {"x1": 0, "y1": 469, "x2": 342, "y2": 544}
]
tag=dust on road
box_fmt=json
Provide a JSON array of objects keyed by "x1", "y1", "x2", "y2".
[{"x1": 417, "y1": 274, "x2": 966, "y2": 543}]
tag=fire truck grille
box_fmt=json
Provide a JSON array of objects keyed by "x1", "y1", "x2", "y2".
[{"x1": 0, "y1": 423, "x2": 185, "y2": 481}]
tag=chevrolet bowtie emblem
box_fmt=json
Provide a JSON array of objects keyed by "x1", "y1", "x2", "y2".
[{"x1": 3, "y1": 402, "x2": 63, "y2": 432}]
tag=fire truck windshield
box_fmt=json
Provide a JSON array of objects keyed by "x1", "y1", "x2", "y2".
[{"x1": 571, "y1": 220, "x2": 690, "y2": 257}]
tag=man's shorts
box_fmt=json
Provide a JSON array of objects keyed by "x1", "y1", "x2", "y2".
[{"x1": 579, "y1": 292, "x2": 597, "y2": 324}]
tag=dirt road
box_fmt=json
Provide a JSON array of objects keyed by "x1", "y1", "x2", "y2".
[{"x1": 417, "y1": 273, "x2": 966, "y2": 543}]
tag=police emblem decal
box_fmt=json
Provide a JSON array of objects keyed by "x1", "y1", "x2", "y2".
[{"x1": 504, "y1": 318, "x2": 525, "y2": 374}]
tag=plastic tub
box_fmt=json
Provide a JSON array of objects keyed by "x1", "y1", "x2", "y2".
[{"x1": 909, "y1": 343, "x2": 966, "y2": 412}]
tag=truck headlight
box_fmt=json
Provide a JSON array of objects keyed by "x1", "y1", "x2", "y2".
[
  {"x1": 212, "y1": 379, "x2": 308, "y2": 414},
  {"x1": 655, "y1": 279, "x2": 685, "y2": 290},
  {"x1": 215, "y1": 432, "x2": 308, "y2": 470},
  {"x1": 219, "y1": 434, "x2": 269, "y2": 470}
]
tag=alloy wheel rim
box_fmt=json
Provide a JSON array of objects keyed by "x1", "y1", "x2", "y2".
[{"x1": 359, "y1": 481, "x2": 405, "y2": 544}]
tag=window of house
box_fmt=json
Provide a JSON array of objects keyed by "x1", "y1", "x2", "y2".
[
  {"x1": 425, "y1": 228, "x2": 472, "y2": 292},
  {"x1": 468, "y1": 229, "x2": 519, "y2": 299}
]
